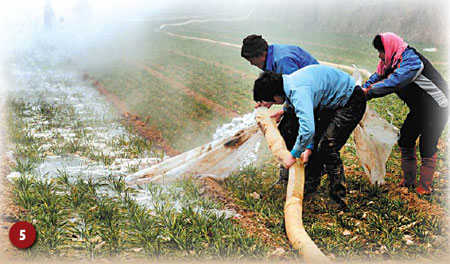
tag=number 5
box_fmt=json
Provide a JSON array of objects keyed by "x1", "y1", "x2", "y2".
[{"x1": 19, "y1": 230, "x2": 26, "y2": 241}]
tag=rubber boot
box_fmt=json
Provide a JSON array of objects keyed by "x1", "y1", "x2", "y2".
[
  {"x1": 416, "y1": 153, "x2": 437, "y2": 195},
  {"x1": 398, "y1": 147, "x2": 417, "y2": 187},
  {"x1": 328, "y1": 161, "x2": 348, "y2": 211},
  {"x1": 272, "y1": 165, "x2": 289, "y2": 188}
]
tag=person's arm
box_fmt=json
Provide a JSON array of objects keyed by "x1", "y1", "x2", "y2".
[
  {"x1": 289, "y1": 87, "x2": 315, "y2": 158},
  {"x1": 366, "y1": 51, "x2": 423, "y2": 99},
  {"x1": 362, "y1": 72, "x2": 382, "y2": 88}
]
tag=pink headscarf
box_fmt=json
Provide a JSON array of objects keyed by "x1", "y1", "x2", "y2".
[{"x1": 376, "y1": 32, "x2": 408, "y2": 75}]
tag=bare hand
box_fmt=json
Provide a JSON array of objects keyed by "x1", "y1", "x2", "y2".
[
  {"x1": 300, "y1": 149, "x2": 313, "y2": 163},
  {"x1": 282, "y1": 154, "x2": 296, "y2": 169},
  {"x1": 270, "y1": 110, "x2": 284, "y2": 123}
]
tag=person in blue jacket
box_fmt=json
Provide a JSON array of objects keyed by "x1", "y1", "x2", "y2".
[
  {"x1": 362, "y1": 32, "x2": 448, "y2": 195},
  {"x1": 241, "y1": 34, "x2": 318, "y2": 74},
  {"x1": 253, "y1": 65, "x2": 366, "y2": 209},
  {"x1": 241, "y1": 34, "x2": 319, "y2": 186}
]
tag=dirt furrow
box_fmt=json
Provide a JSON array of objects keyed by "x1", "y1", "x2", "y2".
[
  {"x1": 83, "y1": 74, "x2": 180, "y2": 156},
  {"x1": 165, "y1": 49, "x2": 254, "y2": 79},
  {"x1": 128, "y1": 59, "x2": 240, "y2": 118}
]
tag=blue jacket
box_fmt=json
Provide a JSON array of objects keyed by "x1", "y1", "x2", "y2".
[
  {"x1": 283, "y1": 65, "x2": 355, "y2": 158},
  {"x1": 363, "y1": 47, "x2": 449, "y2": 109},
  {"x1": 265, "y1": 44, "x2": 319, "y2": 74}
]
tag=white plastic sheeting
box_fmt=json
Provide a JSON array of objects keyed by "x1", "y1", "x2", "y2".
[
  {"x1": 126, "y1": 124, "x2": 262, "y2": 184},
  {"x1": 353, "y1": 107, "x2": 399, "y2": 184}
]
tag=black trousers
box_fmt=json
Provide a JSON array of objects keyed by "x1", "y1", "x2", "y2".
[
  {"x1": 398, "y1": 105, "x2": 448, "y2": 158},
  {"x1": 279, "y1": 86, "x2": 366, "y2": 199}
]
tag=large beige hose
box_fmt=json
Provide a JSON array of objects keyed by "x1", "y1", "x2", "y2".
[
  {"x1": 319, "y1": 61, "x2": 372, "y2": 79},
  {"x1": 255, "y1": 107, "x2": 331, "y2": 263}
]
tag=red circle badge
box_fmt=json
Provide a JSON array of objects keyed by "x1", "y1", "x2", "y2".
[{"x1": 9, "y1": 221, "x2": 36, "y2": 249}]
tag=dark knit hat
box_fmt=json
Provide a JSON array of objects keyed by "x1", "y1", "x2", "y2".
[{"x1": 241, "y1": 34, "x2": 268, "y2": 58}]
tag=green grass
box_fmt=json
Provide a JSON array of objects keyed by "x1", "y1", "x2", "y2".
[
  {"x1": 10, "y1": 173, "x2": 270, "y2": 259},
  {"x1": 225, "y1": 164, "x2": 287, "y2": 237}
]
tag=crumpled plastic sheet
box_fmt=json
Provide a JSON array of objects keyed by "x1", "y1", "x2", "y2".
[{"x1": 353, "y1": 106, "x2": 399, "y2": 184}]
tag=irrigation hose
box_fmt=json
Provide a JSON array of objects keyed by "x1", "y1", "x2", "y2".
[
  {"x1": 255, "y1": 107, "x2": 331, "y2": 264},
  {"x1": 319, "y1": 61, "x2": 372, "y2": 79}
]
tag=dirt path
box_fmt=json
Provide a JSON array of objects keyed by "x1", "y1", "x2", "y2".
[
  {"x1": 83, "y1": 74, "x2": 180, "y2": 156},
  {"x1": 128, "y1": 59, "x2": 240, "y2": 118},
  {"x1": 160, "y1": 31, "x2": 241, "y2": 49},
  {"x1": 155, "y1": 13, "x2": 249, "y2": 50}
]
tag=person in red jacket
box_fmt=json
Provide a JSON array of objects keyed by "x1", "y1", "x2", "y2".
[{"x1": 362, "y1": 32, "x2": 448, "y2": 195}]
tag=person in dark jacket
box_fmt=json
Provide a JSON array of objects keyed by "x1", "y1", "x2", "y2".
[
  {"x1": 362, "y1": 32, "x2": 449, "y2": 195},
  {"x1": 241, "y1": 34, "x2": 319, "y2": 187}
]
